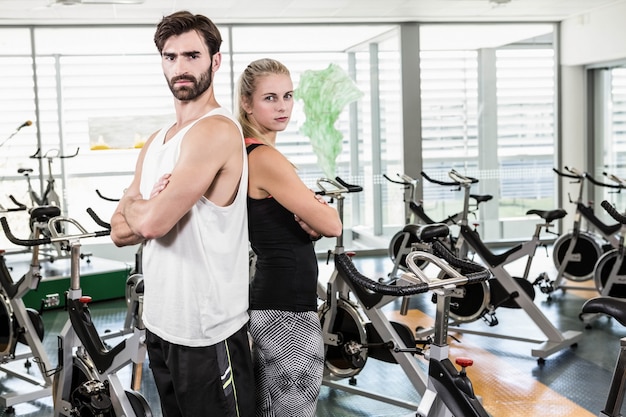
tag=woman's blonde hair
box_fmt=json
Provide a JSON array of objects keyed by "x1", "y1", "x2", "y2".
[{"x1": 237, "y1": 58, "x2": 291, "y2": 147}]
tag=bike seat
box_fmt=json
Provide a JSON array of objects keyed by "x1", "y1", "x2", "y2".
[
  {"x1": 17, "y1": 168, "x2": 33, "y2": 174},
  {"x1": 526, "y1": 208, "x2": 567, "y2": 223},
  {"x1": 416, "y1": 223, "x2": 450, "y2": 242},
  {"x1": 470, "y1": 194, "x2": 493, "y2": 204},
  {"x1": 30, "y1": 206, "x2": 61, "y2": 223},
  {"x1": 402, "y1": 223, "x2": 449, "y2": 243},
  {"x1": 582, "y1": 297, "x2": 626, "y2": 326}
]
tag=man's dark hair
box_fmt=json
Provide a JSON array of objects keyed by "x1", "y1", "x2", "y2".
[{"x1": 154, "y1": 11, "x2": 222, "y2": 56}]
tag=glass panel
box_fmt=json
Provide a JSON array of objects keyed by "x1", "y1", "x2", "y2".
[
  {"x1": 0, "y1": 22, "x2": 558, "y2": 251},
  {"x1": 419, "y1": 24, "x2": 556, "y2": 241},
  {"x1": 496, "y1": 48, "x2": 556, "y2": 219},
  {"x1": 35, "y1": 27, "x2": 177, "y2": 55},
  {"x1": 596, "y1": 66, "x2": 626, "y2": 215}
]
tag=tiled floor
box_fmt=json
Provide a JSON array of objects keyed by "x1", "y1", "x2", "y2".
[{"x1": 0, "y1": 247, "x2": 624, "y2": 416}]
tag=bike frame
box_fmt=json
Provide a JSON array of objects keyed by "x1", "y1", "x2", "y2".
[
  {"x1": 0, "y1": 215, "x2": 54, "y2": 408},
  {"x1": 0, "y1": 214, "x2": 150, "y2": 417},
  {"x1": 435, "y1": 170, "x2": 582, "y2": 360}
]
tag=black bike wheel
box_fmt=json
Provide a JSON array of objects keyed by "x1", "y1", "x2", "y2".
[
  {"x1": 388, "y1": 230, "x2": 427, "y2": 272},
  {"x1": 434, "y1": 267, "x2": 490, "y2": 323},
  {"x1": 594, "y1": 250, "x2": 626, "y2": 298},
  {"x1": 0, "y1": 296, "x2": 14, "y2": 355},
  {"x1": 449, "y1": 281, "x2": 490, "y2": 323},
  {"x1": 553, "y1": 233, "x2": 603, "y2": 282}
]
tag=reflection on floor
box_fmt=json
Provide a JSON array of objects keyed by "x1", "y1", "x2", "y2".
[{"x1": 0, "y1": 249, "x2": 623, "y2": 417}]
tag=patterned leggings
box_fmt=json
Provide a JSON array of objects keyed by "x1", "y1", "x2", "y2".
[{"x1": 248, "y1": 310, "x2": 324, "y2": 417}]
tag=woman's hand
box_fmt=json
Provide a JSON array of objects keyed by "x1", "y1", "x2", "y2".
[{"x1": 294, "y1": 191, "x2": 328, "y2": 240}]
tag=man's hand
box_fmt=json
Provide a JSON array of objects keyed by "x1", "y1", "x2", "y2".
[{"x1": 150, "y1": 174, "x2": 171, "y2": 199}]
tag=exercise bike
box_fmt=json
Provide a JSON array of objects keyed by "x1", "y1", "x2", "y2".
[
  {"x1": 316, "y1": 177, "x2": 492, "y2": 416},
  {"x1": 424, "y1": 169, "x2": 582, "y2": 361},
  {"x1": 93, "y1": 191, "x2": 145, "y2": 337},
  {"x1": 27, "y1": 147, "x2": 80, "y2": 208},
  {"x1": 384, "y1": 171, "x2": 493, "y2": 280},
  {"x1": 0, "y1": 213, "x2": 152, "y2": 417},
  {"x1": 551, "y1": 167, "x2": 623, "y2": 288},
  {"x1": 0, "y1": 203, "x2": 54, "y2": 412},
  {"x1": 13, "y1": 149, "x2": 80, "y2": 262},
  {"x1": 580, "y1": 296, "x2": 626, "y2": 417},
  {"x1": 418, "y1": 171, "x2": 494, "y2": 260},
  {"x1": 577, "y1": 200, "x2": 626, "y2": 327},
  {"x1": 593, "y1": 200, "x2": 626, "y2": 299}
]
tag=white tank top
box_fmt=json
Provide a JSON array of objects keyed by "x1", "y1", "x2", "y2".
[{"x1": 139, "y1": 107, "x2": 249, "y2": 346}]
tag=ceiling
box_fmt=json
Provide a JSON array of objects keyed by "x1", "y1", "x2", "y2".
[{"x1": 1, "y1": 0, "x2": 625, "y2": 26}]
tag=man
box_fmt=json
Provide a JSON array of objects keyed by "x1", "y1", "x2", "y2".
[{"x1": 110, "y1": 11, "x2": 253, "y2": 417}]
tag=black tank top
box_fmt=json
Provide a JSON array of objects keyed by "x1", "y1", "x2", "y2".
[{"x1": 247, "y1": 143, "x2": 319, "y2": 311}]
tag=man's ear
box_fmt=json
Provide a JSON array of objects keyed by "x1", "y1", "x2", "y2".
[{"x1": 211, "y1": 51, "x2": 222, "y2": 72}]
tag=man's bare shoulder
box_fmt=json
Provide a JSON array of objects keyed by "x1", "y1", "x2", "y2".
[
  {"x1": 190, "y1": 113, "x2": 242, "y2": 144},
  {"x1": 179, "y1": 113, "x2": 243, "y2": 175}
]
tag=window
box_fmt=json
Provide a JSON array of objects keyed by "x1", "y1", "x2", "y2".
[
  {"x1": 0, "y1": 22, "x2": 559, "y2": 250},
  {"x1": 418, "y1": 24, "x2": 557, "y2": 241},
  {"x1": 591, "y1": 65, "x2": 626, "y2": 217}
]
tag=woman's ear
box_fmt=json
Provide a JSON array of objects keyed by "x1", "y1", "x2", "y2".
[{"x1": 241, "y1": 97, "x2": 252, "y2": 114}]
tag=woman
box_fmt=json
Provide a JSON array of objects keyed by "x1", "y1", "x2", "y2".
[{"x1": 237, "y1": 58, "x2": 342, "y2": 417}]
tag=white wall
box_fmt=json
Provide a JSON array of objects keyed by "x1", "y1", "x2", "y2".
[
  {"x1": 559, "y1": 66, "x2": 586, "y2": 227},
  {"x1": 558, "y1": 1, "x2": 626, "y2": 227},
  {"x1": 560, "y1": 1, "x2": 626, "y2": 66}
]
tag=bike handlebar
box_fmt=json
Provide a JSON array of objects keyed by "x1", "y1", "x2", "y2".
[
  {"x1": 95, "y1": 189, "x2": 120, "y2": 202},
  {"x1": 383, "y1": 173, "x2": 417, "y2": 187},
  {"x1": 585, "y1": 173, "x2": 624, "y2": 190},
  {"x1": 0, "y1": 196, "x2": 27, "y2": 213},
  {"x1": 421, "y1": 171, "x2": 459, "y2": 187},
  {"x1": 9, "y1": 195, "x2": 27, "y2": 210},
  {"x1": 335, "y1": 252, "x2": 431, "y2": 296},
  {"x1": 421, "y1": 170, "x2": 478, "y2": 187},
  {"x1": 604, "y1": 172, "x2": 626, "y2": 188},
  {"x1": 335, "y1": 238, "x2": 490, "y2": 297},
  {"x1": 2, "y1": 217, "x2": 50, "y2": 246},
  {"x1": 86, "y1": 208, "x2": 111, "y2": 229},
  {"x1": 448, "y1": 169, "x2": 479, "y2": 185},
  {"x1": 553, "y1": 166, "x2": 582, "y2": 180},
  {"x1": 601, "y1": 200, "x2": 626, "y2": 225},
  {"x1": 1, "y1": 212, "x2": 110, "y2": 247},
  {"x1": 316, "y1": 176, "x2": 363, "y2": 197},
  {"x1": 29, "y1": 147, "x2": 80, "y2": 160},
  {"x1": 554, "y1": 167, "x2": 625, "y2": 191}
]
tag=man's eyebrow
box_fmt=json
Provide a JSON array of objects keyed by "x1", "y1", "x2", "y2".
[{"x1": 162, "y1": 51, "x2": 202, "y2": 57}]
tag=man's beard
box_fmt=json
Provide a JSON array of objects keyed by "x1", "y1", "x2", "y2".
[{"x1": 168, "y1": 66, "x2": 213, "y2": 101}]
